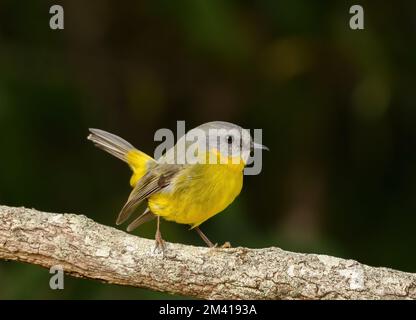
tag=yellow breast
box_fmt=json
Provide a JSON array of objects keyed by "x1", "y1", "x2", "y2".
[{"x1": 148, "y1": 153, "x2": 244, "y2": 227}]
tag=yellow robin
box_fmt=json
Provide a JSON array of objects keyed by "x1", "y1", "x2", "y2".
[{"x1": 88, "y1": 121, "x2": 267, "y2": 249}]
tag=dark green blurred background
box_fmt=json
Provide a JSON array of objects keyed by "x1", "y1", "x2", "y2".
[{"x1": 1, "y1": 0, "x2": 415, "y2": 299}]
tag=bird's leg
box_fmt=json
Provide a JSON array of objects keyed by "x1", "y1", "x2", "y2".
[
  {"x1": 154, "y1": 216, "x2": 166, "y2": 253},
  {"x1": 195, "y1": 226, "x2": 216, "y2": 248}
]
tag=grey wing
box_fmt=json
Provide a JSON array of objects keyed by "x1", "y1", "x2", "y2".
[{"x1": 116, "y1": 164, "x2": 182, "y2": 225}]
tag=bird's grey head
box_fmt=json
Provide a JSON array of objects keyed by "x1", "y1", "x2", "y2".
[
  {"x1": 159, "y1": 121, "x2": 267, "y2": 165},
  {"x1": 183, "y1": 121, "x2": 267, "y2": 165}
]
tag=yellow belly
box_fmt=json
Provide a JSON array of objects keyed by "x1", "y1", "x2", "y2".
[{"x1": 148, "y1": 163, "x2": 244, "y2": 227}]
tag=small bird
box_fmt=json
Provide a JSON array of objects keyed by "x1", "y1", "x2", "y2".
[{"x1": 87, "y1": 121, "x2": 267, "y2": 250}]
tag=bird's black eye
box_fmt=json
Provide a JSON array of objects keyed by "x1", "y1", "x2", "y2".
[{"x1": 226, "y1": 135, "x2": 233, "y2": 144}]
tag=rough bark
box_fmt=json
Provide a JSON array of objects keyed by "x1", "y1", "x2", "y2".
[{"x1": 0, "y1": 205, "x2": 415, "y2": 299}]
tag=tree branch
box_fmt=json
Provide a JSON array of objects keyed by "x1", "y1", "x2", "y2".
[{"x1": 0, "y1": 205, "x2": 415, "y2": 299}]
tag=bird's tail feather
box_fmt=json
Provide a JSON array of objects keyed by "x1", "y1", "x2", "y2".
[
  {"x1": 126, "y1": 207, "x2": 156, "y2": 231},
  {"x1": 87, "y1": 128, "x2": 154, "y2": 186},
  {"x1": 88, "y1": 128, "x2": 135, "y2": 162}
]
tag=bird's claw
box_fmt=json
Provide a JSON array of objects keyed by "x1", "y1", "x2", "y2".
[
  {"x1": 153, "y1": 230, "x2": 166, "y2": 254},
  {"x1": 208, "y1": 242, "x2": 232, "y2": 249},
  {"x1": 221, "y1": 241, "x2": 232, "y2": 248}
]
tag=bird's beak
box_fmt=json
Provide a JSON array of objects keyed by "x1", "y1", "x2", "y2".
[{"x1": 252, "y1": 142, "x2": 269, "y2": 151}]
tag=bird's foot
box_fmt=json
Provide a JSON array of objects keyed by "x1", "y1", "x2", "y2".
[
  {"x1": 221, "y1": 241, "x2": 232, "y2": 248},
  {"x1": 153, "y1": 230, "x2": 166, "y2": 254},
  {"x1": 208, "y1": 242, "x2": 232, "y2": 250}
]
